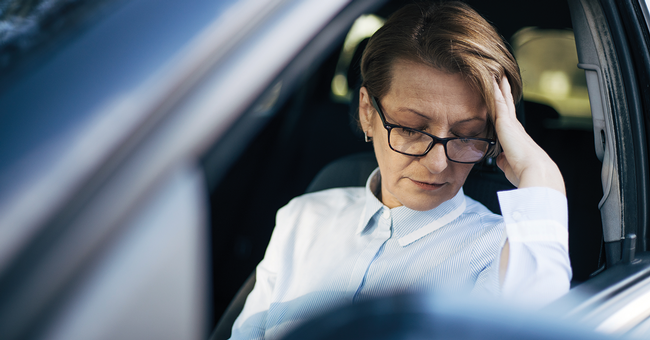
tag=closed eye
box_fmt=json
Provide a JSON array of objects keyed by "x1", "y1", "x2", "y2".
[{"x1": 452, "y1": 130, "x2": 484, "y2": 138}]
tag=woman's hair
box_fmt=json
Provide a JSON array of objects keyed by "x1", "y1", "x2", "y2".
[{"x1": 360, "y1": 1, "x2": 522, "y2": 156}]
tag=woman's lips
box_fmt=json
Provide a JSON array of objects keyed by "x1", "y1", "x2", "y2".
[{"x1": 409, "y1": 179, "x2": 445, "y2": 190}]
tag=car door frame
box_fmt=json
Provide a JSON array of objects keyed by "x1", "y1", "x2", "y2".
[
  {"x1": 551, "y1": 0, "x2": 650, "y2": 335},
  {"x1": 0, "y1": 0, "x2": 384, "y2": 339}
]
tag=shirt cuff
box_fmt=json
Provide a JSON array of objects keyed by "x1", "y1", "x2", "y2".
[
  {"x1": 496, "y1": 187, "x2": 572, "y2": 307},
  {"x1": 497, "y1": 187, "x2": 568, "y2": 228}
]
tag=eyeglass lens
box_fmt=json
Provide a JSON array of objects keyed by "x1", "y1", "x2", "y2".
[{"x1": 389, "y1": 127, "x2": 490, "y2": 163}]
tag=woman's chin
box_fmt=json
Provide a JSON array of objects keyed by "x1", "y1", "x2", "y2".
[
  {"x1": 398, "y1": 195, "x2": 447, "y2": 211},
  {"x1": 398, "y1": 185, "x2": 460, "y2": 211},
  {"x1": 382, "y1": 180, "x2": 461, "y2": 211}
]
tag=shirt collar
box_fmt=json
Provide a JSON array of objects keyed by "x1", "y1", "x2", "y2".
[
  {"x1": 356, "y1": 168, "x2": 384, "y2": 235},
  {"x1": 356, "y1": 168, "x2": 467, "y2": 246}
]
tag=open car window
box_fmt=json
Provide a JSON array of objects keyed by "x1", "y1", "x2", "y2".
[{"x1": 204, "y1": 0, "x2": 606, "y2": 332}]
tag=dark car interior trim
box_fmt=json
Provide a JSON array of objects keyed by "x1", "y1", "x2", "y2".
[
  {"x1": 601, "y1": 0, "x2": 648, "y2": 254},
  {"x1": 615, "y1": 0, "x2": 650, "y2": 250},
  {"x1": 571, "y1": 0, "x2": 627, "y2": 268}
]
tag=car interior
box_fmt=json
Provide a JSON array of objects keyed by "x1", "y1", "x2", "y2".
[{"x1": 202, "y1": 0, "x2": 604, "y2": 337}]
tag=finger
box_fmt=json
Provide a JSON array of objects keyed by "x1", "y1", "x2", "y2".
[
  {"x1": 498, "y1": 76, "x2": 516, "y2": 119},
  {"x1": 492, "y1": 79, "x2": 511, "y2": 121},
  {"x1": 498, "y1": 76, "x2": 514, "y2": 104},
  {"x1": 493, "y1": 79, "x2": 525, "y2": 136}
]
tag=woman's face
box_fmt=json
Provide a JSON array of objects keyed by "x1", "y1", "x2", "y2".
[{"x1": 359, "y1": 60, "x2": 489, "y2": 211}]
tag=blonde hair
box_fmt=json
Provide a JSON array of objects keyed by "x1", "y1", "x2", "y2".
[{"x1": 360, "y1": 1, "x2": 522, "y2": 156}]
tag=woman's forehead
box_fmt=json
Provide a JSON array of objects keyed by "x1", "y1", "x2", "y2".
[{"x1": 384, "y1": 61, "x2": 487, "y2": 123}]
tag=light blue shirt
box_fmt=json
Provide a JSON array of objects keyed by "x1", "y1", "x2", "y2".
[{"x1": 230, "y1": 168, "x2": 571, "y2": 340}]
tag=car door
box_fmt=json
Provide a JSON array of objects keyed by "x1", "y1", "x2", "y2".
[
  {"x1": 0, "y1": 0, "x2": 367, "y2": 339},
  {"x1": 551, "y1": 0, "x2": 650, "y2": 336}
]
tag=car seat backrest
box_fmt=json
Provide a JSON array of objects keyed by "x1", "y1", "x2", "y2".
[
  {"x1": 306, "y1": 152, "x2": 377, "y2": 193},
  {"x1": 209, "y1": 272, "x2": 256, "y2": 340}
]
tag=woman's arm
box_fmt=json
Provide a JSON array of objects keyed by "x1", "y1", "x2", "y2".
[
  {"x1": 229, "y1": 202, "x2": 295, "y2": 339},
  {"x1": 229, "y1": 264, "x2": 276, "y2": 340},
  {"x1": 492, "y1": 76, "x2": 571, "y2": 303}
]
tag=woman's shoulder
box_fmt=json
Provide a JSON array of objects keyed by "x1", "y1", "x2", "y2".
[
  {"x1": 272, "y1": 187, "x2": 367, "y2": 241},
  {"x1": 279, "y1": 187, "x2": 366, "y2": 217},
  {"x1": 293, "y1": 186, "x2": 365, "y2": 204}
]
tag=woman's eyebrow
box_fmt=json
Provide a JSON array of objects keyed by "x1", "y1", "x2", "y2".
[
  {"x1": 395, "y1": 107, "x2": 486, "y2": 125},
  {"x1": 395, "y1": 107, "x2": 430, "y2": 120},
  {"x1": 452, "y1": 117, "x2": 486, "y2": 125}
]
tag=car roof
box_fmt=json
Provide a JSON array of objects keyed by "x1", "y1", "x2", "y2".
[{"x1": 0, "y1": 0, "x2": 242, "y2": 269}]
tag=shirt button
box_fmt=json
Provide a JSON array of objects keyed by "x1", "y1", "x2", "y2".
[
  {"x1": 382, "y1": 208, "x2": 390, "y2": 219},
  {"x1": 512, "y1": 211, "x2": 522, "y2": 221}
]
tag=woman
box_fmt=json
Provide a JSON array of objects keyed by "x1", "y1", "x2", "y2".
[{"x1": 230, "y1": 2, "x2": 571, "y2": 339}]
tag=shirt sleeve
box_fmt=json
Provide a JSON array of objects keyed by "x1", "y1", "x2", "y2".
[
  {"x1": 496, "y1": 187, "x2": 572, "y2": 308},
  {"x1": 229, "y1": 203, "x2": 294, "y2": 340}
]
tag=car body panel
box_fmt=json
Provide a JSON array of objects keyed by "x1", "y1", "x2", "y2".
[
  {"x1": 0, "y1": 0, "x2": 359, "y2": 338},
  {"x1": 36, "y1": 165, "x2": 208, "y2": 340},
  {"x1": 0, "y1": 0, "x2": 240, "y2": 271}
]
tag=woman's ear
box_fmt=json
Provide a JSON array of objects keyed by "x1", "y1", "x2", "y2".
[{"x1": 358, "y1": 87, "x2": 374, "y2": 137}]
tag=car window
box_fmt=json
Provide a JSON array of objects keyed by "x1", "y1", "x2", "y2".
[
  {"x1": 204, "y1": 0, "x2": 609, "y2": 336},
  {"x1": 512, "y1": 27, "x2": 592, "y2": 130},
  {"x1": 330, "y1": 14, "x2": 385, "y2": 103}
]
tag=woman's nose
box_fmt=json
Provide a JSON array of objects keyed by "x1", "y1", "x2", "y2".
[{"x1": 422, "y1": 143, "x2": 448, "y2": 173}]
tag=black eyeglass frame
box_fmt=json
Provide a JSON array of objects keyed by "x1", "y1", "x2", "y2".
[{"x1": 370, "y1": 96, "x2": 496, "y2": 164}]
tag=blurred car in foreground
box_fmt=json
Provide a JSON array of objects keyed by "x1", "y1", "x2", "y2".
[{"x1": 0, "y1": 0, "x2": 649, "y2": 339}]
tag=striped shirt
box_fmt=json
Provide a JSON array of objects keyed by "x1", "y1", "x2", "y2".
[{"x1": 230, "y1": 168, "x2": 571, "y2": 340}]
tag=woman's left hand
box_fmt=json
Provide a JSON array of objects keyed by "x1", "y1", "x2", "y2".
[
  {"x1": 494, "y1": 76, "x2": 566, "y2": 284},
  {"x1": 493, "y1": 76, "x2": 566, "y2": 196}
]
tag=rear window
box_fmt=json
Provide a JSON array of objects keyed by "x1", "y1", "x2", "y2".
[
  {"x1": 330, "y1": 13, "x2": 384, "y2": 103},
  {"x1": 512, "y1": 27, "x2": 592, "y2": 129}
]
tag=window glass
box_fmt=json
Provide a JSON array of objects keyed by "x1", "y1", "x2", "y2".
[
  {"x1": 330, "y1": 14, "x2": 384, "y2": 103},
  {"x1": 512, "y1": 27, "x2": 592, "y2": 129}
]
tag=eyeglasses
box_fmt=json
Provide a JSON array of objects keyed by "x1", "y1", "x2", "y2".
[{"x1": 371, "y1": 96, "x2": 495, "y2": 164}]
